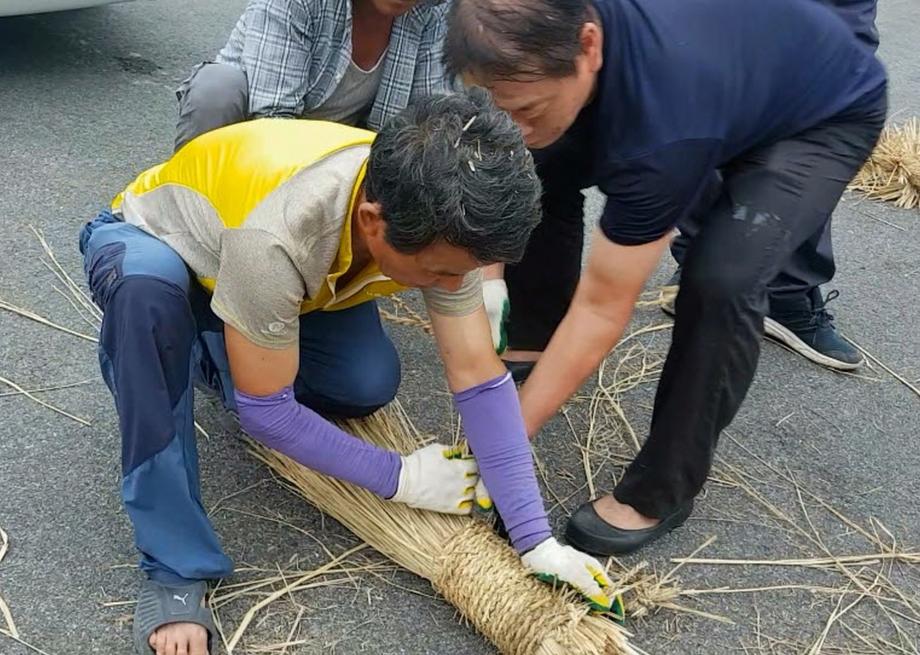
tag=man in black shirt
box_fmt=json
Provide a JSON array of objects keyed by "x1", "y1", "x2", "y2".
[{"x1": 446, "y1": 0, "x2": 886, "y2": 553}]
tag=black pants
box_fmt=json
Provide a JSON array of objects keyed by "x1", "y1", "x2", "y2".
[
  {"x1": 669, "y1": 168, "x2": 839, "y2": 313},
  {"x1": 505, "y1": 128, "x2": 591, "y2": 351},
  {"x1": 621, "y1": 98, "x2": 885, "y2": 516}
]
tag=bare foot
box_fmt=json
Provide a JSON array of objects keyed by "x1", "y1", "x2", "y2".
[
  {"x1": 502, "y1": 348, "x2": 541, "y2": 363},
  {"x1": 593, "y1": 495, "x2": 659, "y2": 530},
  {"x1": 149, "y1": 621, "x2": 208, "y2": 655}
]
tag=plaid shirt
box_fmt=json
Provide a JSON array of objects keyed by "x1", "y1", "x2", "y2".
[{"x1": 217, "y1": 0, "x2": 452, "y2": 130}]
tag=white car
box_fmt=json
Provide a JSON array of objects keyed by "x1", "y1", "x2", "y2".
[{"x1": 0, "y1": 0, "x2": 134, "y2": 16}]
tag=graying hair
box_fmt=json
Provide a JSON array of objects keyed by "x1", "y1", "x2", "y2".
[{"x1": 366, "y1": 87, "x2": 542, "y2": 264}]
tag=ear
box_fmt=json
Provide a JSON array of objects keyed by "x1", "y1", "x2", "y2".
[
  {"x1": 356, "y1": 201, "x2": 386, "y2": 241},
  {"x1": 579, "y1": 21, "x2": 604, "y2": 73}
]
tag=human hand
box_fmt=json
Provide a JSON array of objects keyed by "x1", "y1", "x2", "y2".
[
  {"x1": 390, "y1": 444, "x2": 478, "y2": 514},
  {"x1": 521, "y1": 537, "x2": 622, "y2": 614}
]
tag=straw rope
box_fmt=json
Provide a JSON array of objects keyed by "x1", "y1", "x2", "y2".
[
  {"x1": 249, "y1": 403, "x2": 637, "y2": 655},
  {"x1": 435, "y1": 522, "x2": 588, "y2": 655}
]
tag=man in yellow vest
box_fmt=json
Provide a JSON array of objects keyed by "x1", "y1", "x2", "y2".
[{"x1": 80, "y1": 88, "x2": 615, "y2": 655}]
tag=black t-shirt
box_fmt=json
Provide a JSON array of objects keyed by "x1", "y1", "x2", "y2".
[{"x1": 540, "y1": 0, "x2": 887, "y2": 246}]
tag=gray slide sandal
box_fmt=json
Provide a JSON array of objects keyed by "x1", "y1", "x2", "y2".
[{"x1": 133, "y1": 579, "x2": 216, "y2": 654}]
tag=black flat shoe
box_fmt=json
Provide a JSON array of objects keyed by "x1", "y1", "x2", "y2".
[
  {"x1": 503, "y1": 359, "x2": 535, "y2": 384},
  {"x1": 565, "y1": 498, "x2": 694, "y2": 555}
]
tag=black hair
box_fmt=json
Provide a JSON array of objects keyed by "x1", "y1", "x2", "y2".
[
  {"x1": 444, "y1": 0, "x2": 594, "y2": 79},
  {"x1": 366, "y1": 87, "x2": 541, "y2": 264}
]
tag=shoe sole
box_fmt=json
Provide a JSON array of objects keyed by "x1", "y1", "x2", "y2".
[
  {"x1": 566, "y1": 518, "x2": 686, "y2": 556},
  {"x1": 762, "y1": 318, "x2": 863, "y2": 371},
  {"x1": 660, "y1": 293, "x2": 862, "y2": 371}
]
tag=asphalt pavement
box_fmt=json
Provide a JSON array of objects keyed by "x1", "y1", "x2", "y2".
[{"x1": 0, "y1": 1, "x2": 918, "y2": 654}]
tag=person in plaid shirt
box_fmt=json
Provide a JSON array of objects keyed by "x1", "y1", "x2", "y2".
[{"x1": 174, "y1": 0, "x2": 452, "y2": 151}]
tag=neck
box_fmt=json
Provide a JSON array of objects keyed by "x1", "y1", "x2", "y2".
[
  {"x1": 351, "y1": 0, "x2": 396, "y2": 69},
  {"x1": 352, "y1": 0, "x2": 392, "y2": 23}
]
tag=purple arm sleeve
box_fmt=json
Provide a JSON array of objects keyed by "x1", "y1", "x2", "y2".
[
  {"x1": 454, "y1": 373, "x2": 552, "y2": 553},
  {"x1": 235, "y1": 387, "x2": 401, "y2": 499}
]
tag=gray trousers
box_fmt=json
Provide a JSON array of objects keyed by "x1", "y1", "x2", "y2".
[
  {"x1": 670, "y1": 0, "x2": 879, "y2": 311},
  {"x1": 174, "y1": 63, "x2": 250, "y2": 152}
]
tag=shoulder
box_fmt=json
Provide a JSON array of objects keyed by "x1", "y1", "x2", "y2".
[
  {"x1": 242, "y1": 132, "x2": 370, "y2": 273},
  {"x1": 168, "y1": 119, "x2": 372, "y2": 229},
  {"x1": 245, "y1": 0, "x2": 347, "y2": 26},
  {"x1": 198, "y1": 118, "x2": 373, "y2": 175},
  {"x1": 403, "y1": 0, "x2": 450, "y2": 30},
  {"x1": 250, "y1": 0, "x2": 315, "y2": 16}
]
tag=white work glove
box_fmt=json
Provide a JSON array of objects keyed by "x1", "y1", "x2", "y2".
[
  {"x1": 522, "y1": 537, "x2": 620, "y2": 614},
  {"x1": 390, "y1": 444, "x2": 478, "y2": 515},
  {"x1": 482, "y1": 278, "x2": 510, "y2": 355}
]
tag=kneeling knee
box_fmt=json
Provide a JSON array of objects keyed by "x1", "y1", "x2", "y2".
[
  {"x1": 304, "y1": 349, "x2": 401, "y2": 419},
  {"x1": 103, "y1": 277, "x2": 194, "y2": 348},
  {"x1": 340, "y1": 351, "x2": 401, "y2": 417},
  {"x1": 182, "y1": 64, "x2": 248, "y2": 119}
]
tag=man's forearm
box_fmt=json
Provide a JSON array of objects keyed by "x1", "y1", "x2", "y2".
[
  {"x1": 455, "y1": 373, "x2": 552, "y2": 553},
  {"x1": 429, "y1": 305, "x2": 506, "y2": 391},
  {"x1": 519, "y1": 230, "x2": 670, "y2": 436},
  {"x1": 520, "y1": 296, "x2": 634, "y2": 437},
  {"x1": 235, "y1": 387, "x2": 401, "y2": 498},
  {"x1": 430, "y1": 304, "x2": 553, "y2": 550}
]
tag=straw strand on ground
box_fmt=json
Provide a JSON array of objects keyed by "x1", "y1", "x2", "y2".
[
  {"x1": 0, "y1": 529, "x2": 58, "y2": 655},
  {"x1": 30, "y1": 225, "x2": 102, "y2": 324},
  {"x1": 379, "y1": 295, "x2": 433, "y2": 335},
  {"x1": 0, "y1": 374, "x2": 91, "y2": 426},
  {"x1": 226, "y1": 563, "x2": 363, "y2": 652},
  {"x1": 0, "y1": 299, "x2": 98, "y2": 343},
  {"x1": 0, "y1": 378, "x2": 95, "y2": 399},
  {"x1": 0, "y1": 527, "x2": 17, "y2": 639},
  {"x1": 842, "y1": 335, "x2": 920, "y2": 400}
]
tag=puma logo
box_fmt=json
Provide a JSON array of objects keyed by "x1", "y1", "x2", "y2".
[{"x1": 173, "y1": 593, "x2": 189, "y2": 606}]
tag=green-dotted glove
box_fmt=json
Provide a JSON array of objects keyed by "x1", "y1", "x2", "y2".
[
  {"x1": 390, "y1": 445, "x2": 479, "y2": 515},
  {"x1": 522, "y1": 537, "x2": 624, "y2": 616},
  {"x1": 483, "y1": 278, "x2": 510, "y2": 355}
]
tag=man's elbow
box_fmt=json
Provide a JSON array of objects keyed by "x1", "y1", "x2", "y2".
[{"x1": 572, "y1": 273, "x2": 634, "y2": 326}]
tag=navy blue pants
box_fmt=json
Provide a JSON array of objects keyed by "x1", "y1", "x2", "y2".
[{"x1": 80, "y1": 211, "x2": 400, "y2": 583}]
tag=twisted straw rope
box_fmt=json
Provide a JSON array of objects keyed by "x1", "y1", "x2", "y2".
[
  {"x1": 248, "y1": 406, "x2": 636, "y2": 655},
  {"x1": 435, "y1": 522, "x2": 615, "y2": 655},
  {"x1": 436, "y1": 523, "x2": 570, "y2": 654}
]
